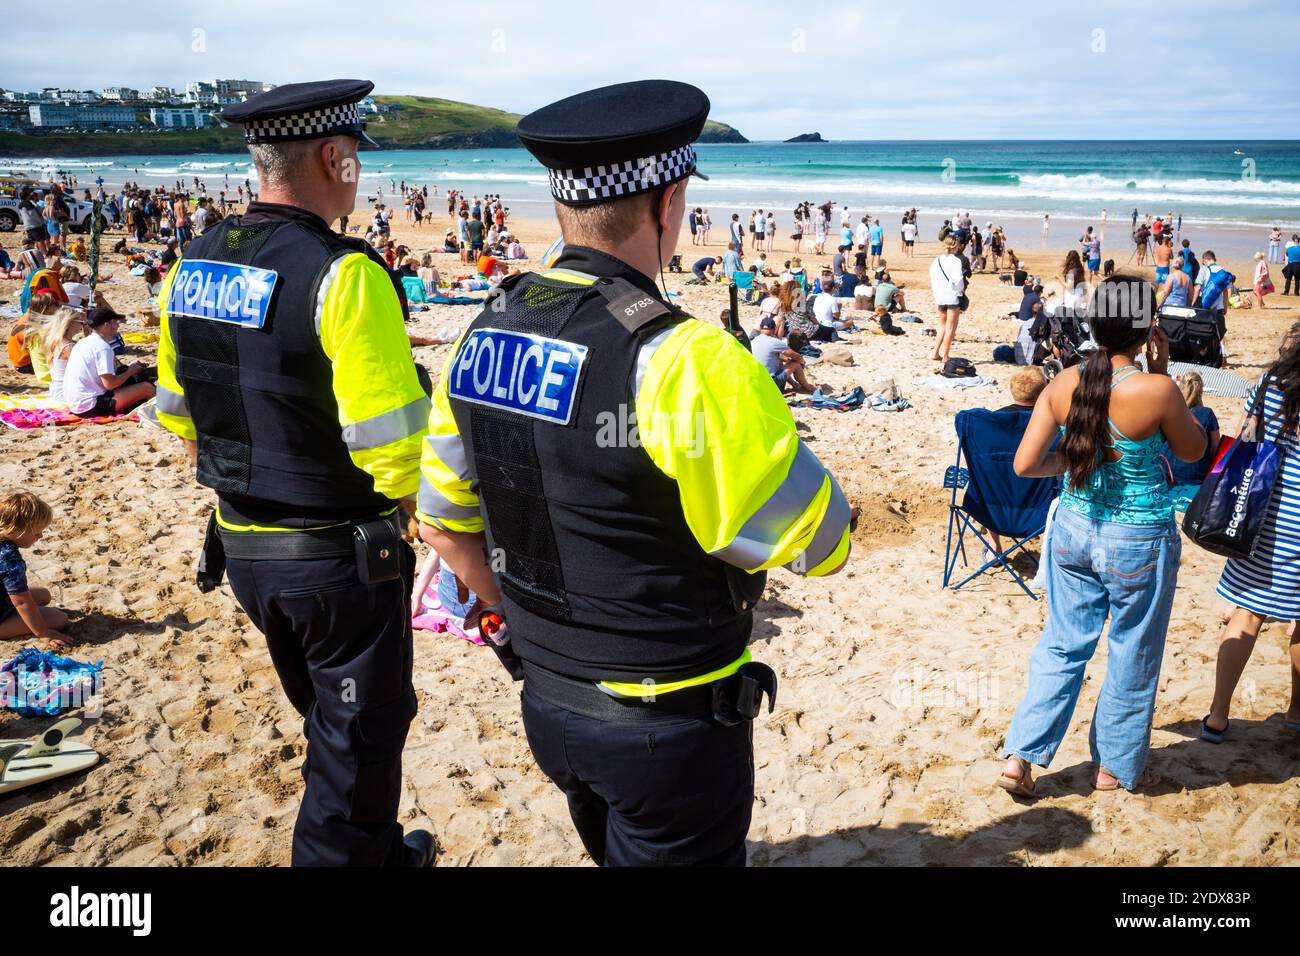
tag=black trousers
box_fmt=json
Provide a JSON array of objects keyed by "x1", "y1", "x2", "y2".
[
  {"x1": 1283, "y1": 262, "x2": 1300, "y2": 295},
  {"x1": 226, "y1": 544, "x2": 417, "y2": 866},
  {"x1": 520, "y1": 685, "x2": 755, "y2": 866}
]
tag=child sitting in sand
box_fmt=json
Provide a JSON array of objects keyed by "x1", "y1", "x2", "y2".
[
  {"x1": 405, "y1": 520, "x2": 482, "y2": 643},
  {"x1": 0, "y1": 493, "x2": 72, "y2": 648}
]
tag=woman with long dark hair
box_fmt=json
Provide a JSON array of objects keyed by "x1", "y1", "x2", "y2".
[
  {"x1": 1203, "y1": 323, "x2": 1300, "y2": 742},
  {"x1": 997, "y1": 276, "x2": 1207, "y2": 796}
]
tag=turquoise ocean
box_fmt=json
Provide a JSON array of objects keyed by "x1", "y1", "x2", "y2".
[{"x1": 5, "y1": 140, "x2": 1298, "y2": 259}]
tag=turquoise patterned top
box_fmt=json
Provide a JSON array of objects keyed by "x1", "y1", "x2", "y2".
[{"x1": 1058, "y1": 366, "x2": 1174, "y2": 525}]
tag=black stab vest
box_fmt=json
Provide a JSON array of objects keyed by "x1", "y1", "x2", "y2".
[
  {"x1": 447, "y1": 267, "x2": 762, "y2": 682},
  {"x1": 171, "y1": 210, "x2": 402, "y2": 524}
]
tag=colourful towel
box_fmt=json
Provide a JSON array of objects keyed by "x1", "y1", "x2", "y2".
[
  {"x1": 1, "y1": 648, "x2": 103, "y2": 717},
  {"x1": 788, "y1": 386, "x2": 867, "y2": 411},
  {"x1": 0, "y1": 393, "x2": 136, "y2": 429}
]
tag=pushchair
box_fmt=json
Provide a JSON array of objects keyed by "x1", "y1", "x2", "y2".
[{"x1": 1038, "y1": 307, "x2": 1094, "y2": 381}]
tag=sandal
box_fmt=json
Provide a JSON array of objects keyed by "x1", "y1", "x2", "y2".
[
  {"x1": 1094, "y1": 766, "x2": 1160, "y2": 792},
  {"x1": 996, "y1": 756, "x2": 1037, "y2": 797},
  {"x1": 1200, "y1": 715, "x2": 1228, "y2": 744}
]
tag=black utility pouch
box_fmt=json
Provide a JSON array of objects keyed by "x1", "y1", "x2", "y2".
[
  {"x1": 353, "y1": 517, "x2": 401, "y2": 585},
  {"x1": 196, "y1": 511, "x2": 226, "y2": 593},
  {"x1": 711, "y1": 662, "x2": 778, "y2": 727}
]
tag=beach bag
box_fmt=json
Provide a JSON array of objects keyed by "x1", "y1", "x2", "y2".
[
  {"x1": 942, "y1": 357, "x2": 977, "y2": 378},
  {"x1": 1182, "y1": 378, "x2": 1283, "y2": 559}
]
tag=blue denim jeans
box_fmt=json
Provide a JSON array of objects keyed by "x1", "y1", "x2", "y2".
[{"x1": 1003, "y1": 504, "x2": 1180, "y2": 790}]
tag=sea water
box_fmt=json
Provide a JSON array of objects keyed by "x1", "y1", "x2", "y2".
[{"x1": 5, "y1": 140, "x2": 1296, "y2": 259}]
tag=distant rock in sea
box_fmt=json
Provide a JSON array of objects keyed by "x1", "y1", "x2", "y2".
[{"x1": 784, "y1": 132, "x2": 826, "y2": 143}]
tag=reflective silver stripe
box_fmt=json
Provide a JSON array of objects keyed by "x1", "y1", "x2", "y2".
[
  {"x1": 791, "y1": 472, "x2": 851, "y2": 573},
  {"x1": 710, "y1": 442, "x2": 828, "y2": 570},
  {"x1": 417, "y1": 479, "x2": 481, "y2": 522},
  {"x1": 313, "y1": 253, "x2": 348, "y2": 337},
  {"x1": 632, "y1": 325, "x2": 675, "y2": 402},
  {"x1": 425, "y1": 431, "x2": 470, "y2": 479},
  {"x1": 155, "y1": 382, "x2": 190, "y2": 419},
  {"x1": 342, "y1": 396, "x2": 430, "y2": 451}
]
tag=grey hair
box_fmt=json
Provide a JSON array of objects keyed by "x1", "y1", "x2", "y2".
[{"x1": 246, "y1": 140, "x2": 321, "y2": 187}]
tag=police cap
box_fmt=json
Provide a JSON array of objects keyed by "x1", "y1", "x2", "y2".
[
  {"x1": 222, "y1": 79, "x2": 380, "y2": 148},
  {"x1": 517, "y1": 80, "x2": 711, "y2": 206}
]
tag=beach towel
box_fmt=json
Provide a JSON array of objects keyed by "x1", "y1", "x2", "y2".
[
  {"x1": 1136, "y1": 357, "x2": 1251, "y2": 398},
  {"x1": 0, "y1": 393, "x2": 137, "y2": 429},
  {"x1": 0, "y1": 648, "x2": 103, "y2": 717},
  {"x1": 120, "y1": 331, "x2": 160, "y2": 345},
  {"x1": 917, "y1": 375, "x2": 997, "y2": 389},
  {"x1": 789, "y1": 386, "x2": 867, "y2": 411},
  {"x1": 428, "y1": 295, "x2": 485, "y2": 305}
]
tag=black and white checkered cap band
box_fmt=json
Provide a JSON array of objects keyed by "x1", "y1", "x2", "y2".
[
  {"x1": 548, "y1": 144, "x2": 697, "y2": 204},
  {"x1": 243, "y1": 102, "x2": 363, "y2": 142}
]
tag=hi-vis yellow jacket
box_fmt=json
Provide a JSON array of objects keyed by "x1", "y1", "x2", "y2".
[
  {"x1": 156, "y1": 248, "x2": 428, "y2": 520},
  {"x1": 417, "y1": 269, "x2": 850, "y2": 578}
]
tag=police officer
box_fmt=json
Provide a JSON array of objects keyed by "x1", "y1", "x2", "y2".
[
  {"x1": 415, "y1": 80, "x2": 854, "y2": 866},
  {"x1": 153, "y1": 80, "x2": 434, "y2": 867}
]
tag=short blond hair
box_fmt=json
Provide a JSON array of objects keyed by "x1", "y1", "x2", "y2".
[
  {"x1": 1010, "y1": 366, "x2": 1047, "y2": 405},
  {"x1": 1180, "y1": 371, "x2": 1204, "y2": 408},
  {"x1": 0, "y1": 492, "x2": 52, "y2": 541}
]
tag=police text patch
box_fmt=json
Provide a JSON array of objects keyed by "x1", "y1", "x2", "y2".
[
  {"x1": 166, "y1": 259, "x2": 279, "y2": 329},
  {"x1": 448, "y1": 328, "x2": 587, "y2": 425}
]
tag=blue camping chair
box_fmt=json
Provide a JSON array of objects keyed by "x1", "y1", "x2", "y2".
[
  {"x1": 401, "y1": 274, "x2": 428, "y2": 305},
  {"x1": 942, "y1": 408, "x2": 1058, "y2": 599},
  {"x1": 731, "y1": 269, "x2": 757, "y2": 303}
]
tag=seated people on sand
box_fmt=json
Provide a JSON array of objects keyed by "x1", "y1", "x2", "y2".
[
  {"x1": 0, "y1": 492, "x2": 73, "y2": 648},
  {"x1": 836, "y1": 265, "x2": 864, "y2": 300},
  {"x1": 751, "y1": 319, "x2": 814, "y2": 394},
  {"x1": 0, "y1": 243, "x2": 20, "y2": 279},
  {"x1": 998, "y1": 365, "x2": 1047, "y2": 413},
  {"x1": 979, "y1": 366, "x2": 1049, "y2": 553},
  {"x1": 43, "y1": 307, "x2": 88, "y2": 403},
  {"x1": 59, "y1": 265, "x2": 92, "y2": 307},
  {"x1": 811, "y1": 276, "x2": 858, "y2": 341},
  {"x1": 874, "y1": 272, "x2": 906, "y2": 312},
  {"x1": 7, "y1": 292, "x2": 61, "y2": 373},
  {"x1": 62, "y1": 308, "x2": 155, "y2": 418}
]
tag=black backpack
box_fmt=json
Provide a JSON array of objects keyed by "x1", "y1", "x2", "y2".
[{"x1": 942, "y1": 357, "x2": 977, "y2": 378}]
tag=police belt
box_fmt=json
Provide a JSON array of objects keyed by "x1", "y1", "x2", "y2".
[
  {"x1": 218, "y1": 515, "x2": 399, "y2": 560},
  {"x1": 520, "y1": 658, "x2": 776, "y2": 726},
  {"x1": 197, "y1": 511, "x2": 403, "y2": 593}
]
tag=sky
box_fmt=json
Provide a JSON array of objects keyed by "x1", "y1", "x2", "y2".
[{"x1": 3, "y1": 0, "x2": 1296, "y2": 141}]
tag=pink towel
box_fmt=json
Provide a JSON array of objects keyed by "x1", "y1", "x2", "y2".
[{"x1": 0, "y1": 407, "x2": 137, "y2": 429}]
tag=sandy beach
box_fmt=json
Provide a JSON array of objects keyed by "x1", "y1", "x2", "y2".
[{"x1": 2, "y1": 202, "x2": 1298, "y2": 867}]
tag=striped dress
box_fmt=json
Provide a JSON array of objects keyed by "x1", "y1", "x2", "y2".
[{"x1": 1216, "y1": 376, "x2": 1300, "y2": 619}]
